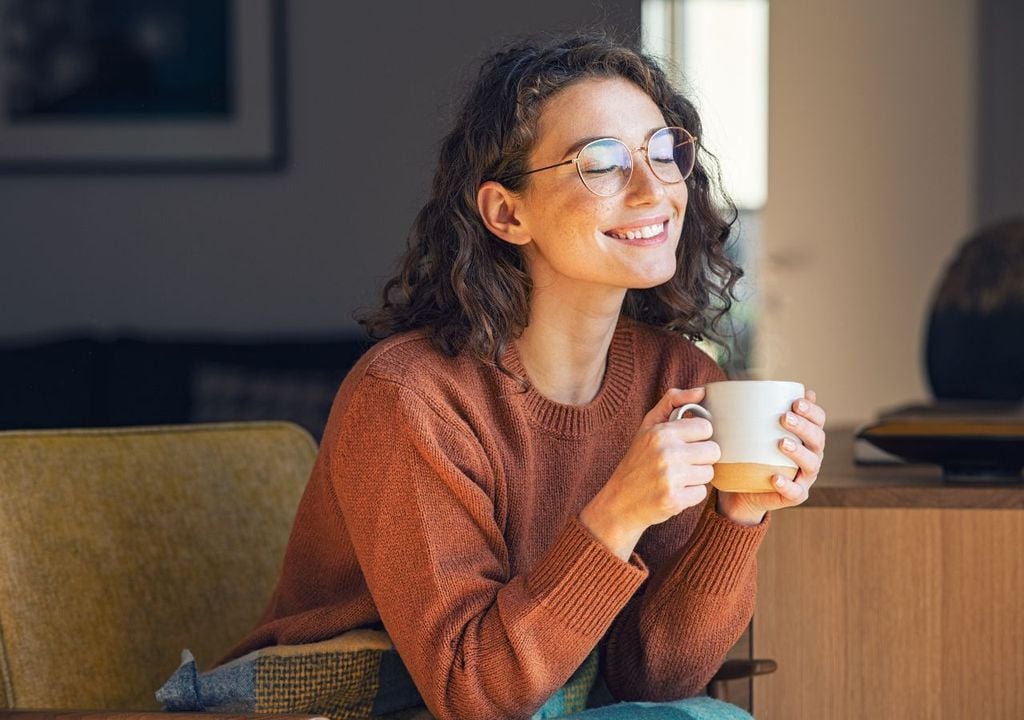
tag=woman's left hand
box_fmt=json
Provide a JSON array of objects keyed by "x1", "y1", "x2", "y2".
[{"x1": 716, "y1": 389, "x2": 827, "y2": 526}]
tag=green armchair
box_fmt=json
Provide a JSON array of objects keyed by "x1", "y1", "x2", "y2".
[{"x1": 0, "y1": 422, "x2": 323, "y2": 719}]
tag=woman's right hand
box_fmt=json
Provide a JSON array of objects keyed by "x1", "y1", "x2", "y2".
[{"x1": 579, "y1": 387, "x2": 720, "y2": 561}]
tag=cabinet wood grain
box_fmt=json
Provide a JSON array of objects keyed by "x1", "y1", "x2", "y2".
[{"x1": 753, "y1": 507, "x2": 1024, "y2": 718}]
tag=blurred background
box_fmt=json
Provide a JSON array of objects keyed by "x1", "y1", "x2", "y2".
[{"x1": 0, "y1": 0, "x2": 1020, "y2": 435}]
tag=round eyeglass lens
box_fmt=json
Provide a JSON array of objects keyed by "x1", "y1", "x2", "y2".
[
  {"x1": 648, "y1": 127, "x2": 696, "y2": 183},
  {"x1": 576, "y1": 138, "x2": 632, "y2": 196}
]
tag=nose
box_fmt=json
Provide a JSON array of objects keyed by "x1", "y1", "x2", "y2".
[{"x1": 624, "y1": 148, "x2": 666, "y2": 205}]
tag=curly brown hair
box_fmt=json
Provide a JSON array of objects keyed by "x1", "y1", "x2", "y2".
[{"x1": 358, "y1": 33, "x2": 743, "y2": 378}]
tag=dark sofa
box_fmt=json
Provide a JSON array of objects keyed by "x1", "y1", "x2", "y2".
[{"x1": 0, "y1": 333, "x2": 373, "y2": 440}]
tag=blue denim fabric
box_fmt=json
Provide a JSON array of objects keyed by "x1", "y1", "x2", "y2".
[
  {"x1": 155, "y1": 649, "x2": 256, "y2": 713},
  {"x1": 560, "y1": 696, "x2": 754, "y2": 719}
]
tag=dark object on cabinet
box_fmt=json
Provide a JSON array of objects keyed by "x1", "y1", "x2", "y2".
[{"x1": 925, "y1": 217, "x2": 1024, "y2": 402}]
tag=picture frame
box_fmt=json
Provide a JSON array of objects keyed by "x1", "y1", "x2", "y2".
[{"x1": 0, "y1": 0, "x2": 287, "y2": 173}]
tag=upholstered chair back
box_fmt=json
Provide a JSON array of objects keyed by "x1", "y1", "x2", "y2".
[{"x1": 0, "y1": 422, "x2": 315, "y2": 710}]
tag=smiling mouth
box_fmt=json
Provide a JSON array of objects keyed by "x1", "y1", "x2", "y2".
[{"x1": 604, "y1": 222, "x2": 665, "y2": 240}]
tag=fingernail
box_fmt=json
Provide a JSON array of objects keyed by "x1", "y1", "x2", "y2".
[
  {"x1": 781, "y1": 438, "x2": 796, "y2": 451},
  {"x1": 785, "y1": 412, "x2": 798, "y2": 427},
  {"x1": 797, "y1": 400, "x2": 808, "y2": 412},
  {"x1": 775, "y1": 476, "x2": 786, "y2": 487}
]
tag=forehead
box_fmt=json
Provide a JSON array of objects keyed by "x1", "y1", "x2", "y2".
[{"x1": 533, "y1": 77, "x2": 668, "y2": 153}]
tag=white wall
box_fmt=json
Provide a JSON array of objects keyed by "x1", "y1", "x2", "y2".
[
  {"x1": 0, "y1": 0, "x2": 639, "y2": 338},
  {"x1": 757, "y1": 0, "x2": 977, "y2": 425}
]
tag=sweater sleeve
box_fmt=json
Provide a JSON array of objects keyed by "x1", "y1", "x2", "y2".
[
  {"x1": 596, "y1": 344, "x2": 768, "y2": 701},
  {"x1": 600, "y1": 493, "x2": 769, "y2": 700},
  {"x1": 331, "y1": 374, "x2": 648, "y2": 720}
]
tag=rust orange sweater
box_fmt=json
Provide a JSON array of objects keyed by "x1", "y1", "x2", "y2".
[{"x1": 223, "y1": 316, "x2": 769, "y2": 720}]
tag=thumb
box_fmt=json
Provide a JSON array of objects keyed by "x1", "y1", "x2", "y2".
[{"x1": 640, "y1": 386, "x2": 706, "y2": 431}]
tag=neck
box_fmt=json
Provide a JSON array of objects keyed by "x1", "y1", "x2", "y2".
[{"x1": 515, "y1": 293, "x2": 625, "y2": 405}]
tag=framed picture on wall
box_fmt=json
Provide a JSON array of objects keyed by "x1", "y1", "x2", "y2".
[{"x1": 0, "y1": 0, "x2": 286, "y2": 172}]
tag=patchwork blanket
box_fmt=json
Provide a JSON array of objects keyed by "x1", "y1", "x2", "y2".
[{"x1": 156, "y1": 629, "x2": 751, "y2": 720}]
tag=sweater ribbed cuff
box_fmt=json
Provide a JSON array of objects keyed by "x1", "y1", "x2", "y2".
[
  {"x1": 526, "y1": 518, "x2": 648, "y2": 638},
  {"x1": 647, "y1": 497, "x2": 770, "y2": 610},
  {"x1": 670, "y1": 499, "x2": 770, "y2": 596}
]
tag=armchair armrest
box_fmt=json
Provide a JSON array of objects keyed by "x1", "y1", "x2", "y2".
[
  {"x1": 0, "y1": 713, "x2": 328, "y2": 720},
  {"x1": 711, "y1": 658, "x2": 778, "y2": 683},
  {"x1": 707, "y1": 657, "x2": 778, "y2": 704}
]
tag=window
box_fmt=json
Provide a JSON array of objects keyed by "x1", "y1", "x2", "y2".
[{"x1": 642, "y1": 0, "x2": 769, "y2": 376}]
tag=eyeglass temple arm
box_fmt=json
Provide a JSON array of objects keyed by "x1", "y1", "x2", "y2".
[{"x1": 507, "y1": 158, "x2": 576, "y2": 180}]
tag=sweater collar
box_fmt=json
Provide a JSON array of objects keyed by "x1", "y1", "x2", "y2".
[{"x1": 502, "y1": 316, "x2": 636, "y2": 438}]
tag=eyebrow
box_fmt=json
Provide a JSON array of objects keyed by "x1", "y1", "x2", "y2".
[{"x1": 560, "y1": 127, "x2": 664, "y2": 159}]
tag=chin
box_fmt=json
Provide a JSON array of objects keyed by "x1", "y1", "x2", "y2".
[
  {"x1": 632, "y1": 258, "x2": 680, "y2": 289},
  {"x1": 633, "y1": 278, "x2": 674, "y2": 291},
  {"x1": 628, "y1": 269, "x2": 677, "y2": 290}
]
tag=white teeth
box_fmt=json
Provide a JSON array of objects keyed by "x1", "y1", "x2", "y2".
[{"x1": 607, "y1": 222, "x2": 664, "y2": 240}]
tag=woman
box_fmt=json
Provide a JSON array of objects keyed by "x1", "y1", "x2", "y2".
[{"x1": 222, "y1": 34, "x2": 827, "y2": 719}]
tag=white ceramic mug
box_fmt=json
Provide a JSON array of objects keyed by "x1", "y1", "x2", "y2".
[{"x1": 669, "y1": 380, "x2": 805, "y2": 493}]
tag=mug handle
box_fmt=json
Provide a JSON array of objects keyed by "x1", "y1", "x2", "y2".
[{"x1": 669, "y1": 403, "x2": 712, "y2": 423}]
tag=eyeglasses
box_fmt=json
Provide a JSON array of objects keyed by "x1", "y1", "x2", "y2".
[{"x1": 506, "y1": 126, "x2": 697, "y2": 197}]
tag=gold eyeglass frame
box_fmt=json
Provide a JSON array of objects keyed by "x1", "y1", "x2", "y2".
[{"x1": 506, "y1": 126, "x2": 698, "y2": 197}]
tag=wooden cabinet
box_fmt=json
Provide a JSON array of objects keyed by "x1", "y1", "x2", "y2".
[{"x1": 751, "y1": 431, "x2": 1024, "y2": 719}]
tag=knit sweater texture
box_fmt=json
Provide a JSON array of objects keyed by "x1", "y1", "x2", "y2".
[{"x1": 222, "y1": 316, "x2": 769, "y2": 720}]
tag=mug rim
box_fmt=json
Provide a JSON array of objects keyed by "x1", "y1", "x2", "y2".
[{"x1": 704, "y1": 379, "x2": 803, "y2": 389}]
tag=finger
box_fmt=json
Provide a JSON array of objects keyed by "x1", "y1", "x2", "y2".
[
  {"x1": 676, "y1": 483, "x2": 710, "y2": 508},
  {"x1": 642, "y1": 386, "x2": 705, "y2": 430},
  {"x1": 676, "y1": 462, "x2": 714, "y2": 487},
  {"x1": 680, "y1": 439, "x2": 721, "y2": 466},
  {"x1": 788, "y1": 466, "x2": 819, "y2": 502},
  {"x1": 781, "y1": 411, "x2": 826, "y2": 454},
  {"x1": 778, "y1": 438, "x2": 822, "y2": 478},
  {"x1": 771, "y1": 473, "x2": 809, "y2": 504},
  {"x1": 792, "y1": 395, "x2": 826, "y2": 428},
  {"x1": 663, "y1": 416, "x2": 714, "y2": 443},
  {"x1": 795, "y1": 468, "x2": 818, "y2": 492}
]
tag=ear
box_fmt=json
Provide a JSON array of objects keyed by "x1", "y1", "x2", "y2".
[{"x1": 477, "y1": 181, "x2": 532, "y2": 246}]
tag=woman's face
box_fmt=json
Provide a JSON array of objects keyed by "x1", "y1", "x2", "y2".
[{"x1": 514, "y1": 76, "x2": 689, "y2": 302}]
